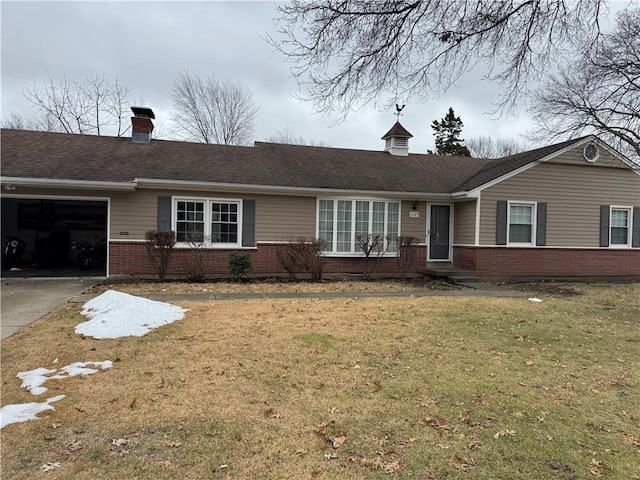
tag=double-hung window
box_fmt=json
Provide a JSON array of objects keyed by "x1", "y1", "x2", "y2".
[
  {"x1": 318, "y1": 199, "x2": 400, "y2": 254},
  {"x1": 175, "y1": 198, "x2": 241, "y2": 246},
  {"x1": 508, "y1": 202, "x2": 535, "y2": 245},
  {"x1": 610, "y1": 207, "x2": 631, "y2": 246}
]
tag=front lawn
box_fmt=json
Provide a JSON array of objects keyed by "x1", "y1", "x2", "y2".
[{"x1": 1, "y1": 282, "x2": 638, "y2": 479}]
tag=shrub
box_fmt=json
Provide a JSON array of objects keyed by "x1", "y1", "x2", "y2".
[
  {"x1": 144, "y1": 230, "x2": 176, "y2": 281},
  {"x1": 228, "y1": 251, "x2": 252, "y2": 281},
  {"x1": 276, "y1": 238, "x2": 326, "y2": 282},
  {"x1": 355, "y1": 234, "x2": 389, "y2": 279},
  {"x1": 185, "y1": 232, "x2": 207, "y2": 282},
  {"x1": 396, "y1": 236, "x2": 420, "y2": 280}
]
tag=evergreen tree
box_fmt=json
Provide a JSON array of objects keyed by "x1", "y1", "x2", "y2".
[{"x1": 430, "y1": 107, "x2": 471, "y2": 156}]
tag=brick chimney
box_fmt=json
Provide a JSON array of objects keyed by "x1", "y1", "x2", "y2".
[{"x1": 130, "y1": 106, "x2": 155, "y2": 143}]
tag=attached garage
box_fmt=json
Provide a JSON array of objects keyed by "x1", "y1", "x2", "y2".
[{"x1": 1, "y1": 196, "x2": 108, "y2": 276}]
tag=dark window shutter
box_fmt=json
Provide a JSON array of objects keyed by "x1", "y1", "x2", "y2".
[
  {"x1": 242, "y1": 199, "x2": 256, "y2": 247},
  {"x1": 632, "y1": 206, "x2": 640, "y2": 248},
  {"x1": 600, "y1": 205, "x2": 610, "y2": 247},
  {"x1": 496, "y1": 200, "x2": 507, "y2": 245},
  {"x1": 536, "y1": 202, "x2": 547, "y2": 246},
  {"x1": 157, "y1": 196, "x2": 172, "y2": 231}
]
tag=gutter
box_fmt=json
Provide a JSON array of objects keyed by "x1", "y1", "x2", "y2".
[
  {"x1": 134, "y1": 177, "x2": 453, "y2": 199},
  {"x1": 0, "y1": 177, "x2": 138, "y2": 191},
  {"x1": 451, "y1": 191, "x2": 477, "y2": 199}
]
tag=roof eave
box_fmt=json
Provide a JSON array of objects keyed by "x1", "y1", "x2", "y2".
[
  {"x1": 579, "y1": 135, "x2": 640, "y2": 174},
  {"x1": 135, "y1": 178, "x2": 452, "y2": 199},
  {"x1": 459, "y1": 136, "x2": 616, "y2": 195},
  {"x1": 0, "y1": 177, "x2": 138, "y2": 191},
  {"x1": 451, "y1": 191, "x2": 479, "y2": 199}
]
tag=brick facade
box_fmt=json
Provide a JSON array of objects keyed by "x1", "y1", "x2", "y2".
[
  {"x1": 108, "y1": 242, "x2": 427, "y2": 278},
  {"x1": 454, "y1": 245, "x2": 640, "y2": 278},
  {"x1": 109, "y1": 242, "x2": 638, "y2": 279}
]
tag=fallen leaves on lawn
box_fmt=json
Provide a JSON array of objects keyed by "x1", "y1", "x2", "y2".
[
  {"x1": 109, "y1": 437, "x2": 131, "y2": 457},
  {"x1": 589, "y1": 458, "x2": 606, "y2": 476},
  {"x1": 467, "y1": 435, "x2": 483, "y2": 450},
  {"x1": 621, "y1": 435, "x2": 640, "y2": 455},
  {"x1": 425, "y1": 415, "x2": 457, "y2": 432},
  {"x1": 493, "y1": 429, "x2": 516, "y2": 439},
  {"x1": 330, "y1": 434, "x2": 346, "y2": 449},
  {"x1": 418, "y1": 397, "x2": 439, "y2": 407},
  {"x1": 39, "y1": 461, "x2": 61, "y2": 472},
  {"x1": 448, "y1": 453, "x2": 475, "y2": 471},
  {"x1": 347, "y1": 452, "x2": 403, "y2": 474},
  {"x1": 459, "y1": 411, "x2": 493, "y2": 428},
  {"x1": 57, "y1": 440, "x2": 83, "y2": 455}
]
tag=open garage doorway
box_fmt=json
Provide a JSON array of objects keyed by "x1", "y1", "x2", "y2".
[{"x1": 1, "y1": 197, "x2": 108, "y2": 277}]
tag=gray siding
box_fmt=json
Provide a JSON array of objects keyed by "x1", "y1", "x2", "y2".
[
  {"x1": 4, "y1": 188, "x2": 425, "y2": 243},
  {"x1": 453, "y1": 200, "x2": 476, "y2": 244},
  {"x1": 111, "y1": 190, "x2": 157, "y2": 238},
  {"x1": 479, "y1": 162, "x2": 640, "y2": 246},
  {"x1": 114, "y1": 190, "x2": 317, "y2": 242},
  {"x1": 254, "y1": 195, "x2": 316, "y2": 241},
  {"x1": 547, "y1": 145, "x2": 629, "y2": 169},
  {"x1": 401, "y1": 200, "x2": 427, "y2": 242}
]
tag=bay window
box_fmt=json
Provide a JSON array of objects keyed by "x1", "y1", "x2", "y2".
[{"x1": 318, "y1": 199, "x2": 400, "y2": 254}]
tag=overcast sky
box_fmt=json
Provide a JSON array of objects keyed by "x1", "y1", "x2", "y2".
[{"x1": 0, "y1": 1, "x2": 625, "y2": 153}]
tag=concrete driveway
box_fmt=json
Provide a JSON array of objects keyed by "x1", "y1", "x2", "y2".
[{"x1": 1, "y1": 277, "x2": 100, "y2": 339}]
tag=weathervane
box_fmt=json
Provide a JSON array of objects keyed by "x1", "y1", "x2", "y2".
[{"x1": 395, "y1": 103, "x2": 406, "y2": 120}]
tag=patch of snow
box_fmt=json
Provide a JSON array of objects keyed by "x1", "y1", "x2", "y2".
[
  {"x1": 17, "y1": 361, "x2": 112, "y2": 395},
  {"x1": 76, "y1": 290, "x2": 187, "y2": 339},
  {"x1": 0, "y1": 395, "x2": 66, "y2": 429},
  {"x1": 528, "y1": 297, "x2": 543, "y2": 302},
  {"x1": 60, "y1": 361, "x2": 113, "y2": 377},
  {"x1": 17, "y1": 368, "x2": 62, "y2": 396}
]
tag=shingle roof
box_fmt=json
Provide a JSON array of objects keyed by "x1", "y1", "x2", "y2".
[
  {"x1": 1, "y1": 129, "x2": 489, "y2": 193},
  {"x1": 455, "y1": 137, "x2": 589, "y2": 192},
  {"x1": 0, "y1": 129, "x2": 590, "y2": 195},
  {"x1": 381, "y1": 121, "x2": 413, "y2": 139}
]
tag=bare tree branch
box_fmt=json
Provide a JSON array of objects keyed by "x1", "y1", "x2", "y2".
[
  {"x1": 21, "y1": 72, "x2": 133, "y2": 136},
  {"x1": 269, "y1": 0, "x2": 614, "y2": 115},
  {"x1": 266, "y1": 127, "x2": 328, "y2": 146},
  {"x1": 531, "y1": 7, "x2": 640, "y2": 164},
  {"x1": 170, "y1": 72, "x2": 259, "y2": 145},
  {"x1": 466, "y1": 136, "x2": 528, "y2": 158}
]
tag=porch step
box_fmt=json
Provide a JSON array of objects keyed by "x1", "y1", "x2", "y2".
[{"x1": 419, "y1": 263, "x2": 480, "y2": 284}]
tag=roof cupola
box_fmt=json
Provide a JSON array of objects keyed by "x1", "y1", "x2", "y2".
[{"x1": 381, "y1": 121, "x2": 413, "y2": 156}]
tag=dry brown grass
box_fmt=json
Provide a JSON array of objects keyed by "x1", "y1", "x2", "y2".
[
  {"x1": 1, "y1": 282, "x2": 638, "y2": 479},
  {"x1": 87, "y1": 277, "x2": 461, "y2": 295}
]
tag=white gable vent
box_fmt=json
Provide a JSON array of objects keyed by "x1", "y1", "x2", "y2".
[{"x1": 583, "y1": 142, "x2": 599, "y2": 163}]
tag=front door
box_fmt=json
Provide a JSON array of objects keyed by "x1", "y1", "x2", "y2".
[{"x1": 428, "y1": 204, "x2": 451, "y2": 261}]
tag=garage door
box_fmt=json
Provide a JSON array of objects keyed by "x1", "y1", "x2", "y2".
[{"x1": 1, "y1": 198, "x2": 108, "y2": 277}]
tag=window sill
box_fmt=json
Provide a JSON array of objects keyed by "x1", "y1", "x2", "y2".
[
  {"x1": 323, "y1": 252, "x2": 399, "y2": 258},
  {"x1": 174, "y1": 243, "x2": 245, "y2": 250}
]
